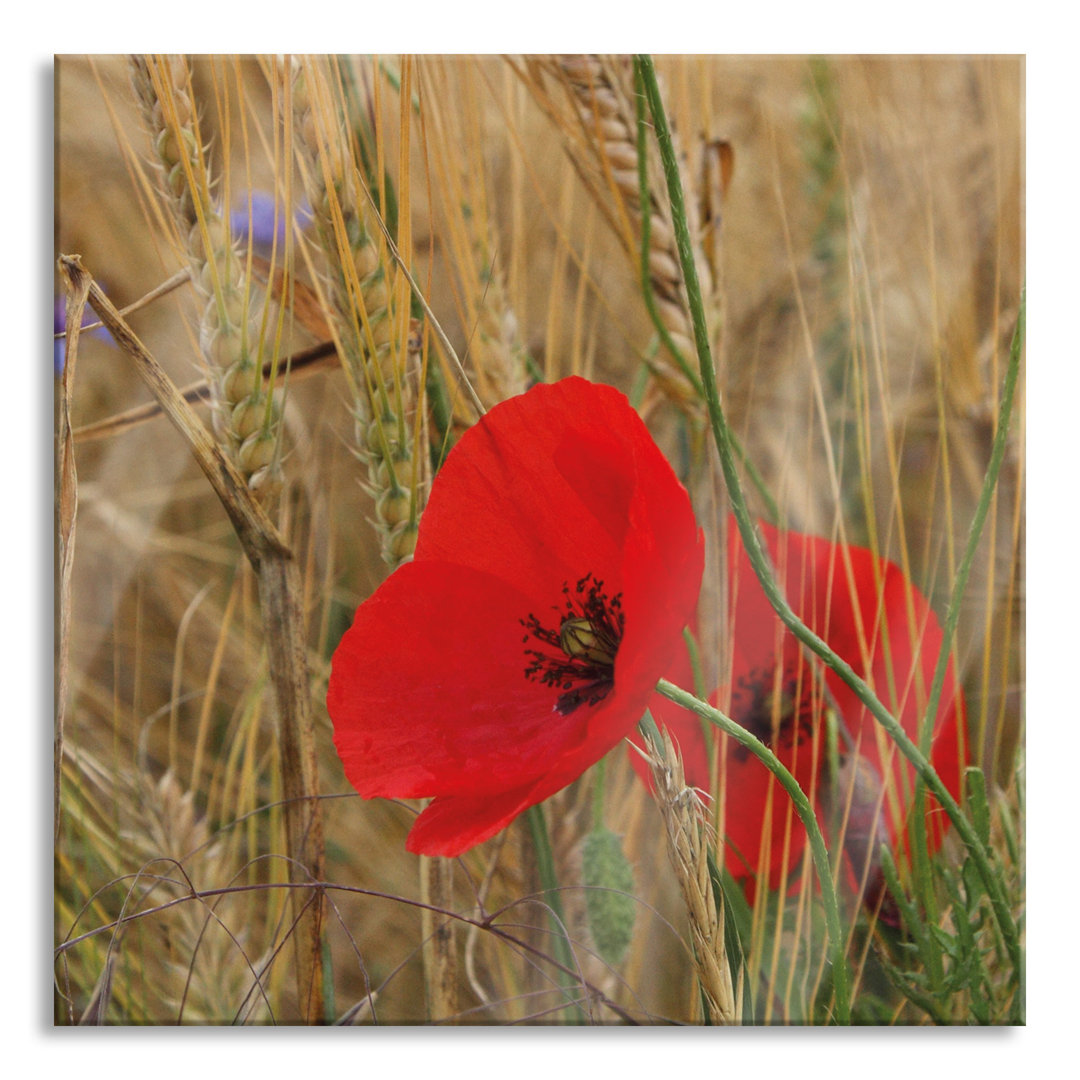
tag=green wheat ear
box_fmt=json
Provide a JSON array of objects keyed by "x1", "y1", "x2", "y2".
[{"x1": 582, "y1": 826, "x2": 636, "y2": 968}]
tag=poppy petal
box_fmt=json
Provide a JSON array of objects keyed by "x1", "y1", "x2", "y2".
[
  {"x1": 406, "y1": 785, "x2": 542, "y2": 856},
  {"x1": 414, "y1": 377, "x2": 676, "y2": 606},
  {"x1": 329, "y1": 560, "x2": 598, "y2": 799},
  {"x1": 756, "y1": 520, "x2": 966, "y2": 858}
]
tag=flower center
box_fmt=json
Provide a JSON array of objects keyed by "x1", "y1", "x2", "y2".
[
  {"x1": 730, "y1": 659, "x2": 817, "y2": 761},
  {"x1": 521, "y1": 573, "x2": 624, "y2": 716}
]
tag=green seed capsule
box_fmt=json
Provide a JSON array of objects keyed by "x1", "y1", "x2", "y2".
[
  {"x1": 352, "y1": 240, "x2": 379, "y2": 281},
  {"x1": 204, "y1": 290, "x2": 247, "y2": 338},
  {"x1": 230, "y1": 395, "x2": 269, "y2": 442},
  {"x1": 376, "y1": 454, "x2": 413, "y2": 492},
  {"x1": 362, "y1": 276, "x2": 389, "y2": 317},
  {"x1": 188, "y1": 217, "x2": 230, "y2": 263},
  {"x1": 365, "y1": 414, "x2": 400, "y2": 455},
  {"x1": 583, "y1": 828, "x2": 636, "y2": 967},
  {"x1": 166, "y1": 160, "x2": 189, "y2": 198},
  {"x1": 152, "y1": 90, "x2": 192, "y2": 129},
  {"x1": 560, "y1": 617, "x2": 618, "y2": 666},
  {"x1": 299, "y1": 108, "x2": 318, "y2": 153},
  {"x1": 199, "y1": 249, "x2": 238, "y2": 296},
  {"x1": 155, "y1": 124, "x2": 196, "y2": 169},
  {"x1": 206, "y1": 326, "x2": 249, "y2": 371}
]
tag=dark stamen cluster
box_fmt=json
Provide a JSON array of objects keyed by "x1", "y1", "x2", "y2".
[
  {"x1": 521, "y1": 573, "x2": 624, "y2": 716},
  {"x1": 730, "y1": 660, "x2": 818, "y2": 762}
]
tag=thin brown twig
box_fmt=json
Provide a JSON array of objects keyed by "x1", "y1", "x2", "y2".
[
  {"x1": 53, "y1": 266, "x2": 192, "y2": 340},
  {"x1": 55, "y1": 875, "x2": 645, "y2": 1025},
  {"x1": 73, "y1": 339, "x2": 338, "y2": 443}
]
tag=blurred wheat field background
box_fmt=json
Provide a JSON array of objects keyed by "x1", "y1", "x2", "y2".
[{"x1": 53, "y1": 54, "x2": 1024, "y2": 1025}]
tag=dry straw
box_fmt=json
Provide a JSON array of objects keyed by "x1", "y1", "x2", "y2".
[
  {"x1": 521, "y1": 55, "x2": 720, "y2": 410},
  {"x1": 416, "y1": 57, "x2": 527, "y2": 413},
  {"x1": 288, "y1": 56, "x2": 425, "y2": 567}
]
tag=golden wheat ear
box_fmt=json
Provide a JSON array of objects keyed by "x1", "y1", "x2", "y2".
[{"x1": 640, "y1": 729, "x2": 742, "y2": 1024}]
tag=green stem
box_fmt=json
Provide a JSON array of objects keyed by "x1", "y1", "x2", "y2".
[
  {"x1": 631, "y1": 65, "x2": 704, "y2": 398},
  {"x1": 652, "y1": 679, "x2": 851, "y2": 1024},
  {"x1": 591, "y1": 756, "x2": 607, "y2": 830},
  {"x1": 634, "y1": 54, "x2": 1021, "y2": 983},
  {"x1": 630, "y1": 62, "x2": 777, "y2": 523},
  {"x1": 524, "y1": 804, "x2": 584, "y2": 1023},
  {"x1": 731, "y1": 429, "x2": 781, "y2": 525}
]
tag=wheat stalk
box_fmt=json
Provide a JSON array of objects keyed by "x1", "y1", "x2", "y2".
[{"x1": 417, "y1": 58, "x2": 527, "y2": 412}]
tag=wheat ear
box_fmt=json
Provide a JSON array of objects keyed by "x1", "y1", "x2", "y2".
[
  {"x1": 464, "y1": 233, "x2": 527, "y2": 408},
  {"x1": 524, "y1": 55, "x2": 718, "y2": 409},
  {"x1": 129, "y1": 55, "x2": 284, "y2": 497},
  {"x1": 289, "y1": 57, "x2": 423, "y2": 566},
  {"x1": 642, "y1": 728, "x2": 741, "y2": 1024}
]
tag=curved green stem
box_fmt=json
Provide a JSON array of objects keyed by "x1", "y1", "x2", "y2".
[
  {"x1": 630, "y1": 63, "x2": 778, "y2": 525},
  {"x1": 634, "y1": 54, "x2": 1021, "y2": 982},
  {"x1": 652, "y1": 679, "x2": 851, "y2": 1024},
  {"x1": 631, "y1": 63, "x2": 704, "y2": 398}
]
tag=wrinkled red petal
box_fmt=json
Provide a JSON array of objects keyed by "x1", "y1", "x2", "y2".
[
  {"x1": 414, "y1": 378, "x2": 678, "y2": 607},
  {"x1": 329, "y1": 561, "x2": 592, "y2": 799},
  {"x1": 408, "y1": 705, "x2": 659, "y2": 857},
  {"x1": 406, "y1": 784, "x2": 541, "y2": 856}
]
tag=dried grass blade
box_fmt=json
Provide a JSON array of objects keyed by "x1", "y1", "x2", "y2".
[
  {"x1": 420, "y1": 856, "x2": 458, "y2": 1022},
  {"x1": 55, "y1": 266, "x2": 91, "y2": 837}
]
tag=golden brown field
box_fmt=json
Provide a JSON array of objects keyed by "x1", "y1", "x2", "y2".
[{"x1": 54, "y1": 54, "x2": 1023, "y2": 1027}]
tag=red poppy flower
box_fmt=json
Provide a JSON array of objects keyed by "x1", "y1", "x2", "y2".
[
  {"x1": 328, "y1": 377, "x2": 704, "y2": 857},
  {"x1": 631, "y1": 515, "x2": 965, "y2": 911}
]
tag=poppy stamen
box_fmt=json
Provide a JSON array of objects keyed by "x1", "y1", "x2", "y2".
[
  {"x1": 731, "y1": 660, "x2": 817, "y2": 761},
  {"x1": 521, "y1": 573, "x2": 624, "y2": 715}
]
